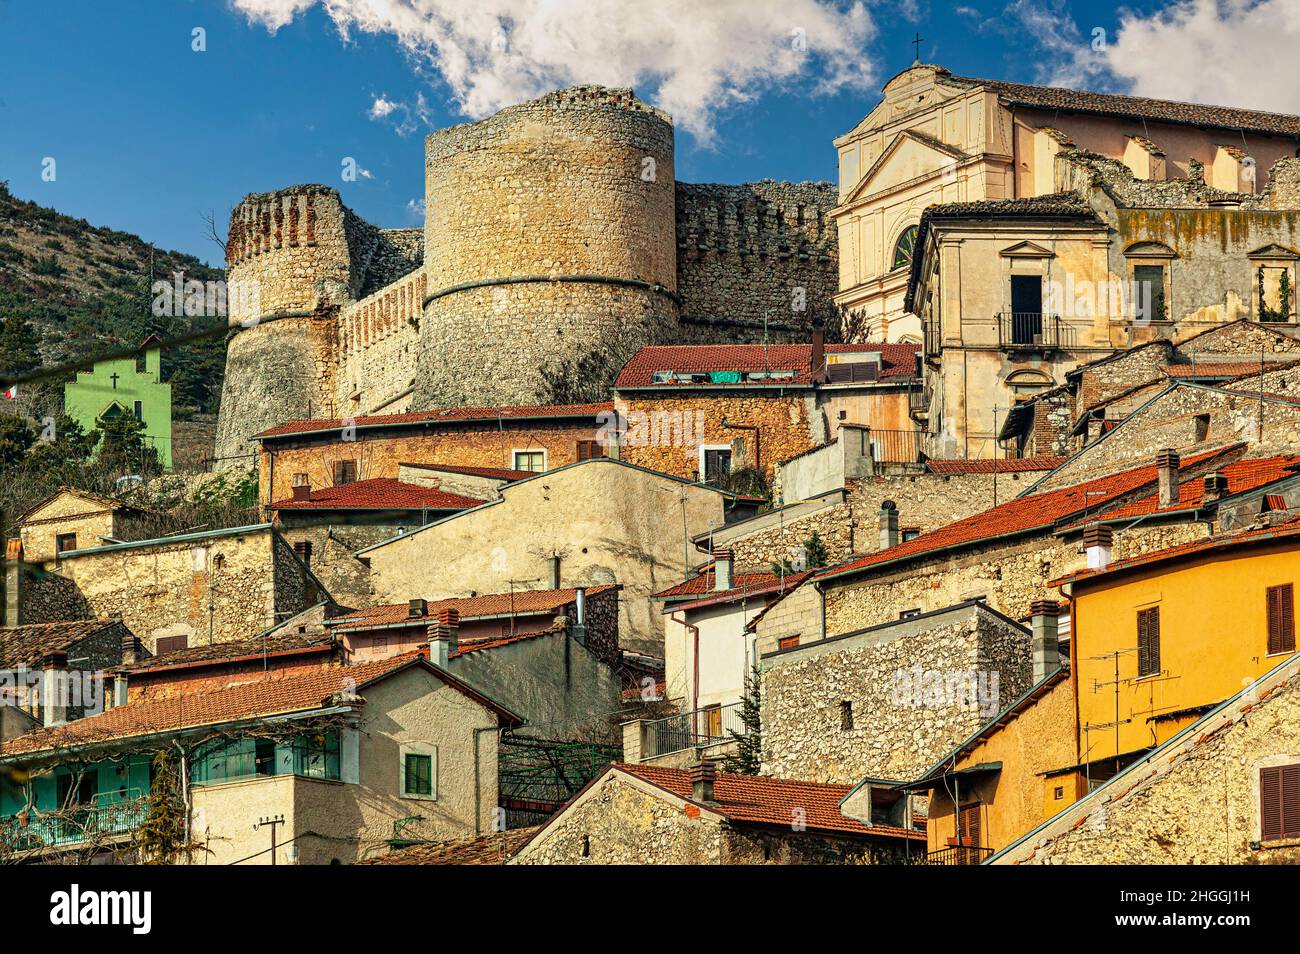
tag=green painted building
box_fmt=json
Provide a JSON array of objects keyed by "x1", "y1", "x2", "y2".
[{"x1": 64, "y1": 336, "x2": 173, "y2": 470}]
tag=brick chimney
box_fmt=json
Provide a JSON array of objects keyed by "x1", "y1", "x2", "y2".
[
  {"x1": 1083, "y1": 523, "x2": 1113, "y2": 570},
  {"x1": 428, "y1": 608, "x2": 459, "y2": 667},
  {"x1": 291, "y1": 473, "x2": 312, "y2": 501},
  {"x1": 690, "y1": 760, "x2": 717, "y2": 804},
  {"x1": 408, "y1": 598, "x2": 428, "y2": 619},
  {"x1": 1156, "y1": 448, "x2": 1180, "y2": 508},
  {"x1": 1202, "y1": 471, "x2": 1229, "y2": 504},
  {"x1": 879, "y1": 500, "x2": 900, "y2": 550},
  {"x1": 40, "y1": 650, "x2": 68, "y2": 727},
  {"x1": 712, "y1": 549, "x2": 734, "y2": 591},
  {"x1": 1029, "y1": 600, "x2": 1060, "y2": 683}
]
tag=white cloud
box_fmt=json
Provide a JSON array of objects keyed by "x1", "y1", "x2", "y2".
[
  {"x1": 368, "y1": 94, "x2": 399, "y2": 119},
  {"x1": 231, "y1": 0, "x2": 879, "y2": 142}
]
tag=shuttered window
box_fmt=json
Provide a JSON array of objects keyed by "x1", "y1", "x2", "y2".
[
  {"x1": 1136, "y1": 607, "x2": 1161, "y2": 677},
  {"x1": 576, "y1": 440, "x2": 604, "y2": 461},
  {"x1": 1266, "y1": 584, "x2": 1296, "y2": 655},
  {"x1": 1260, "y1": 764, "x2": 1300, "y2": 842},
  {"x1": 957, "y1": 803, "x2": 981, "y2": 848},
  {"x1": 777, "y1": 635, "x2": 800, "y2": 651}
]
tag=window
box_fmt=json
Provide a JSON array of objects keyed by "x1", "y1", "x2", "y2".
[
  {"x1": 1053, "y1": 785, "x2": 1064, "y2": 800},
  {"x1": 133, "y1": 400, "x2": 143, "y2": 423},
  {"x1": 155, "y1": 635, "x2": 188, "y2": 655},
  {"x1": 1267, "y1": 584, "x2": 1296, "y2": 655},
  {"x1": 1194, "y1": 413, "x2": 1211, "y2": 443},
  {"x1": 840, "y1": 700, "x2": 854, "y2": 731},
  {"x1": 1259, "y1": 764, "x2": 1300, "y2": 842},
  {"x1": 190, "y1": 731, "x2": 341, "y2": 786},
  {"x1": 1133, "y1": 264, "x2": 1167, "y2": 322},
  {"x1": 56, "y1": 771, "x2": 97, "y2": 809},
  {"x1": 892, "y1": 225, "x2": 918, "y2": 271},
  {"x1": 332, "y1": 459, "x2": 358, "y2": 486},
  {"x1": 576, "y1": 440, "x2": 604, "y2": 461},
  {"x1": 55, "y1": 533, "x2": 77, "y2": 554},
  {"x1": 700, "y1": 445, "x2": 732, "y2": 483},
  {"x1": 403, "y1": 750, "x2": 435, "y2": 798},
  {"x1": 902, "y1": 528, "x2": 921, "y2": 542},
  {"x1": 1137, "y1": 606, "x2": 1161, "y2": 677},
  {"x1": 1008, "y1": 274, "x2": 1044, "y2": 344},
  {"x1": 899, "y1": 608, "x2": 921, "y2": 620},
  {"x1": 955, "y1": 802, "x2": 981, "y2": 847},
  {"x1": 777, "y1": 635, "x2": 800, "y2": 651},
  {"x1": 512, "y1": 450, "x2": 546, "y2": 473}
]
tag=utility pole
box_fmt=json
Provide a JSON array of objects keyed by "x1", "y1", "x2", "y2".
[{"x1": 254, "y1": 814, "x2": 285, "y2": 865}]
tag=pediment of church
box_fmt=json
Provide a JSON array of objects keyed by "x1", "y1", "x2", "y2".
[{"x1": 841, "y1": 129, "x2": 969, "y2": 206}]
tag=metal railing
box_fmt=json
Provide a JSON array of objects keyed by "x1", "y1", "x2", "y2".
[
  {"x1": 907, "y1": 385, "x2": 929, "y2": 415},
  {"x1": 997, "y1": 312, "x2": 1061, "y2": 350},
  {"x1": 644, "y1": 702, "x2": 746, "y2": 759},
  {"x1": 923, "y1": 319, "x2": 941, "y2": 358},
  {"x1": 0, "y1": 795, "x2": 147, "y2": 851},
  {"x1": 923, "y1": 845, "x2": 993, "y2": 865},
  {"x1": 866, "y1": 428, "x2": 925, "y2": 464}
]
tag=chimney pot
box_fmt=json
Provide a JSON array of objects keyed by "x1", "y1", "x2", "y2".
[
  {"x1": 291, "y1": 473, "x2": 312, "y2": 501},
  {"x1": 546, "y1": 555, "x2": 561, "y2": 590},
  {"x1": 690, "y1": 760, "x2": 717, "y2": 803},
  {"x1": 427, "y1": 608, "x2": 459, "y2": 667},
  {"x1": 711, "y1": 549, "x2": 735, "y2": 591},
  {"x1": 1083, "y1": 523, "x2": 1114, "y2": 570},
  {"x1": 1030, "y1": 601, "x2": 1061, "y2": 683},
  {"x1": 1156, "y1": 448, "x2": 1180, "y2": 508},
  {"x1": 879, "y1": 500, "x2": 900, "y2": 550},
  {"x1": 119, "y1": 629, "x2": 137, "y2": 666},
  {"x1": 1202, "y1": 471, "x2": 1229, "y2": 503},
  {"x1": 40, "y1": 651, "x2": 68, "y2": 728},
  {"x1": 408, "y1": 598, "x2": 428, "y2": 619}
]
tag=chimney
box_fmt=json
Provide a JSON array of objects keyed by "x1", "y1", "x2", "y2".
[
  {"x1": 546, "y1": 555, "x2": 561, "y2": 590},
  {"x1": 428, "y1": 608, "x2": 459, "y2": 667},
  {"x1": 407, "y1": 598, "x2": 427, "y2": 619},
  {"x1": 1083, "y1": 523, "x2": 1113, "y2": 570},
  {"x1": 573, "y1": 587, "x2": 588, "y2": 645},
  {"x1": 3, "y1": 537, "x2": 23, "y2": 628},
  {"x1": 1156, "y1": 448, "x2": 1180, "y2": 508},
  {"x1": 712, "y1": 549, "x2": 734, "y2": 591},
  {"x1": 810, "y1": 323, "x2": 826, "y2": 383},
  {"x1": 690, "y1": 760, "x2": 717, "y2": 804},
  {"x1": 1202, "y1": 471, "x2": 1229, "y2": 504},
  {"x1": 112, "y1": 673, "x2": 128, "y2": 709},
  {"x1": 41, "y1": 650, "x2": 68, "y2": 727},
  {"x1": 1029, "y1": 600, "x2": 1060, "y2": 683},
  {"x1": 119, "y1": 627, "x2": 137, "y2": 666},
  {"x1": 879, "y1": 500, "x2": 900, "y2": 550},
  {"x1": 291, "y1": 473, "x2": 312, "y2": 501}
]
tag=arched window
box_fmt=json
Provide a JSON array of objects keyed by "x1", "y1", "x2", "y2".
[{"x1": 892, "y1": 225, "x2": 918, "y2": 270}]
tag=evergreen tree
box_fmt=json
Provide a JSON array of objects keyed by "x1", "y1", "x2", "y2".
[
  {"x1": 0, "y1": 314, "x2": 41, "y2": 378},
  {"x1": 136, "y1": 750, "x2": 191, "y2": 864},
  {"x1": 803, "y1": 529, "x2": 829, "y2": 569},
  {"x1": 722, "y1": 667, "x2": 762, "y2": 775},
  {"x1": 94, "y1": 413, "x2": 160, "y2": 478},
  {"x1": 0, "y1": 414, "x2": 34, "y2": 468},
  {"x1": 1280, "y1": 269, "x2": 1293, "y2": 322}
]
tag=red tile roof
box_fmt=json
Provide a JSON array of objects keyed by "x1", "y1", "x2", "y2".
[
  {"x1": 1056, "y1": 515, "x2": 1300, "y2": 588},
  {"x1": 257, "y1": 402, "x2": 612, "y2": 440},
  {"x1": 926, "y1": 456, "x2": 1066, "y2": 475},
  {"x1": 269, "y1": 478, "x2": 484, "y2": 512},
  {"x1": 1063, "y1": 454, "x2": 1300, "y2": 528},
  {"x1": 617, "y1": 764, "x2": 922, "y2": 840},
  {"x1": 662, "y1": 573, "x2": 812, "y2": 612},
  {"x1": 1163, "y1": 362, "x2": 1278, "y2": 379},
  {"x1": 0, "y1": 654, "x2": 519, "y2": 757},
  {"x1": 614, "y1": 343, "x2": 919, "y2": 388},
  {"x1": 0, "y1": 619, "x2": 131, "y2": 669},
  {"x1": 654, "y1": 570, "x2": 800, "y2": 599},
  {"x1": 819, "y1": 446, "x2": 1241, "y2": 582},
  {"x1": 398, "y1": 463, "x2": 536, "y2": 482},
  {"x1": 328, "y1": 585, "x2": 620, "y2": 631},
  {"x1": 119, "y1": 632, "x2": 337, "y2": 674},
  {"x1": 356, "y1": 826, "x2": 541, "y2": 864}
]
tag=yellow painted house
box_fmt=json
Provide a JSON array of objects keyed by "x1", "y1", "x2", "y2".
[{"x1": 1059, "y1": 516, "x2": 1300, "y2": 768}]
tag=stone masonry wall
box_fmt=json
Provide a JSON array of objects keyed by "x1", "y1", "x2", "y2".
[{"x1": 761, "y1": 604, "x2": 1032, "y2": 784}]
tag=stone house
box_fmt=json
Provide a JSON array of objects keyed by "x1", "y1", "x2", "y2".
[
  {"x1": 991, "y1": 647, "x2": 1300, "y2": 865},
  {"x1": 394, "y1": 462, "x2": 535, "y2": 501},
  {"x1": 12, "y1": 523, "x2": 332, "y2": 654},
  {"x1": 510, "y1": 762, "x2": 925, "y2": 865},
  {"x1": 269, "y1": 476, "x2": 485, "y2": 607},
  {"x1": 612, "y1": 337, "x2": 920, "y2": 484},
  {"x1": 0, "y1": 653, "x2": 521, "y2": 864},
  {"x1": 255, "y1": 401, "x2": 613, "y2": 507},
  {"x1": 832, "y1": 62, "x2": 1300, "y2": 342},
  {"x1": 356, "y1": 458, "x2": 758, "y2": 655},
  {"x1": 14, "y1": 488, "x2": 160, "y2": 566},
  {"x1": 760, "y1": 600, "x2": 1033, "y2": 786}
]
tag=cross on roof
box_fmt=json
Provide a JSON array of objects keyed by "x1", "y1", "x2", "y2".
[{"x1": 912, "y1": 32, "x2": 924, "y2": 64}]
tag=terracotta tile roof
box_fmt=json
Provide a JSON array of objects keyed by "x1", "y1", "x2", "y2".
[
  {"x1": 819, "y1": 446, "x2": 1240, "y2": 582},
  {"x1": 398, "y1": 463, "x2": 536, "y2": 482},
  {"x1": 269, "y1": 478, "x2": 484, "y2": 512},
  {"x1": 617, "y1": 764, "x2": 922, "y2": 840},
  {"x1": 666, "y1": 573, "x2": 812, "y2": 613},
  {"x1": 654, "y1": 570, "x2": 801, "y2": 599},
  {"x1": 356, "y1": 826, "x2": 541, "y2": 864},
  {"x1": 0, "y1": 619, "x2": 128, "y2": 669},
  {"x1": 946, "y1": 72, "x2": 1300, "y2": 137},
  {"x1": 1056, "y1": 515, "x2": 1300, "y2": 588},
  {"x1": 1063, "y1": 454, "x2": 1300, "y2": 528},
  {"x1": 119, "y1": 632, "x2": 337, "y2": 674},
  {"x1": 1163, "y1": 361, "x2": 1278, "y2": 379},
  {"x1": 0, "y1": 653, "x2": 520, "y2": 757},
  {"x1": 256, "y1": 402, "x2": 612, "y2": 440},
  {"x1": 925, "y1": 456, "x2": 1066, "y2": 475},
  {"x1": 614, "y1": 343, "x2": 919, "y2": 388},
  {"x1": 327, "y1": 585, "x2": 620, "y2": 631}
]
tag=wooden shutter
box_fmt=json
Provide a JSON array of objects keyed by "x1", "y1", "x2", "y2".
[
  {"x1": 777, "y1": 635, "x2": 800, "y2": 651},
  {"x1": 576, "y1": 440, "x2": 603, "y2": 461},
  {"x1": 1267, "y1": 584, "x2": 1295, "y2": 655},
  {"x1": 155, "y1": 635, "x2": 188, "y2": 655},
  {"x1": 1137, "y1": 607, "x2": 1160, "y2": 677},
  {"x1": 1260, "y1": 764, "x2": 1300, "y2": 841},
  {"x1": 958, "y1": 803, "x2": 981, "y2": 848}
]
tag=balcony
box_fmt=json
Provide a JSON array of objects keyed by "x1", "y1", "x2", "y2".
[
  {"x1": 0, "y1": 794, "x2": 147, "y2": 852},
  {"x1": 923, "y1": 845, "x2": 993, "y2": 865},
  {"x1": 997, "y1": 312, "x2": 1061, "y2": 351},
  {"x1": 642, "y1": 702, "x2": 746, "y2": 760}
]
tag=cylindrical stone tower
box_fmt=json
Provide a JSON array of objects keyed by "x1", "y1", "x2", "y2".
[
  {"x1": 413, "y1": 86, "x2": 679, "y2": 409},
  {"x1": 213, "y1": 185, "x2": 355, "y2": 466}
]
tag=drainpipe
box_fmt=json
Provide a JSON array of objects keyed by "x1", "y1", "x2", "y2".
[{"x1": 671, "y1": 610, "x2": 701, "y2": 733}]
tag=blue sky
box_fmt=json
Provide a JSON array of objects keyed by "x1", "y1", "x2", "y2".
[{"x1": 0, "y1": 0, "x2": 1288, "y2": 266}]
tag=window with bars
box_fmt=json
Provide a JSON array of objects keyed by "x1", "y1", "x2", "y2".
[
  {"x1": 1136, "y1": 606, "x2": 1161, "y2": 677},
  {"x1": 1267, "y1": 583, "x2": 1295, "y2": 655},
  {"x1": 1259, "y1": 764, "x2": 1300, "y2": 842}
]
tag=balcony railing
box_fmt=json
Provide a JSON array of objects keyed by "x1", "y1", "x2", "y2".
[
  {"x1": 0, "y1": 795, "x2": 147, "y2": 852},
  {"x1": 997, "y1": 312, "x2": 1061, "y2": 350},
  {"x1": 923, "y1": 845, "x2": 993, "y2": 865},
  {"x1": 865, "y1": 428, "x2": 925, "y2": 464},
  {"x1": 644, "y1": 702, "x2": 746, "y2": 759}
]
